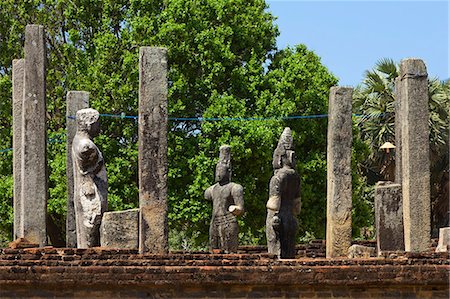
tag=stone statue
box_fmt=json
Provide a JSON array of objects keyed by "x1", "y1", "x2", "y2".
[
  {"x1": 72, "y1": 108, "x2": 108, "y2": 248},
  {"x1": 266, "y1": 127, "x2": 301, "y2": 258},
  {"x1": 205, "y1": 145, "x2": 244, "y2": 253}
]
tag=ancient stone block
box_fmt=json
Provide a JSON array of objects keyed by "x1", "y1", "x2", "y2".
[
  {"x1": 205, "y1": 145, "x2": 244, "y2": 253},
  {"x1": 100, "y1": 209, "x2": 139, "y2": 249},
  {"x1": 21, "y1": 24, "x2": 47, "y2": 246},
  {"x1": 399, "y1": 58, "x2": 430, "y2": 252},
  {"x1": 72, "y1": 108, "x2": 108, "y2": 248},
  {"x1": 347, "y1": 244, "x2": 376, "y2": 258},
  {"x1": 375, "y1": 182, "x2": 404, "y2": 254},
  {"x1": 138, "y1": 47, "x2": 169, "y2": 254},
  {"x1": 12, "y1": 59, "x2": 24, "y2": 240},
  {"x1": 435, "y1": 227, "x2": 450, "y2": 252},
  {"x1": 266, "y1": 128, "x2": 300, "y2": 259},
  {"x1": 326, "y1": 87, "x2": 353, "y2": 258},
  {"x1": 66, "y1": 91, "x2": 89, "y2": 248}
]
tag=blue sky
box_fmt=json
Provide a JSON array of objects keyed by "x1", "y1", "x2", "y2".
[{"x1": 266, "y1": 0, "x2": 449, "y2": 86}]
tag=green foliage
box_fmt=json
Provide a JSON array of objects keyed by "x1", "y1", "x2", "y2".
[{"x1": 1, "y1": 0, "x2": 386, "y2": 248}]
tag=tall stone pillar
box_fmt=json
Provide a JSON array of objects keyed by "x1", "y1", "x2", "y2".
[
  {"x1": 394, "y1": 77, "x2": 402, "y2": 184},
  {"x1": 20, "y1": 24, "x2": 47, "y2": 246},
  {"x1": 399, "y1": 58, "x2": 430, "y2": 252},
  {"x1": 66, "y1": 91, "x2": 89, "y2": 248},
  {"x1": 12, "y1": 59, "x2": 24, "y2": 240},
  {"x1": 138, "y1": 47, "x2": 169, "y2": 254},
  {"x1": 375, "y1": 182, "x2": 404, "y2": 254},
  {"x1": 326, "y1": 86, "x2": 353, "y2": 258}
]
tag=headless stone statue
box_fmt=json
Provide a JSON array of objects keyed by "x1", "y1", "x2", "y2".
[
  {"x1": 266, "y1": 127, "x2": 301, "y2": 258},
  {"x1": 72, "y1": 108, "x2": 108, "y2": 248},
  {"x1": 205, "y1": 145, "x2": 244, "y2": 253}
]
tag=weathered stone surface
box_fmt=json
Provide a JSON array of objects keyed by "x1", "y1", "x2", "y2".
[
  {"x1": 205, "y1": 145, "x2": 244, "y2": 253},
  {"x1": 8, "y1": 238, "x2": 38, "y2": 249},
  {"x1": 21, "y1": 24, "x2": 47, "y2": 246},
  {"x1": 266, "y1": 128, "x2": 300, "y2": 259},
  {"x1": 399, "y1": 58, "x2": 430, "y2": 252},
  {"x1": 66, "y1": 91, "x2": 89, "y2": 248},
  {"x1": 326, "y1": 87, "x2": 353, "y2": 258},
  {"x1": 347, "y1": 244, "x2": 376, "y2": 258},
  {"x1": 375, "y1": 182, "x2": 404, "y2": 254},
  {"x1": 12, "y1": 59, "x2": 24, "y2": 240},
  {"x1": 138, "y1": 47, "x2": 168, "y2": 254},
  {"x1": 72, "y1": 108, "x2": 108, "y2": 248},
  {"x1": 100, "y1": 209, "x2": 139, "y2": 249},
  {"x1": 435, "y1": 227, "x2": 450, "y2": 252},
  {"x1": 394, "y1": 77, "x2": 402, "y2": 183}
]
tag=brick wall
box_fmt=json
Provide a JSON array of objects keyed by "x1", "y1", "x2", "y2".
[{"x1": 0, "y1": 242, "x2": 448, "y2": 298}]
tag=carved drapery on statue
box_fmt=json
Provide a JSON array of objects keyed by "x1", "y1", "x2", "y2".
[
  {"x1": 205, "y1": 145, "x2": 244, "y2": 253},
  {"x1": 266, "y1": 127, "x2": 301, "y2": 259},
  {"x1": 72, "y1": 108, "x2": 108, "y2": 248}
]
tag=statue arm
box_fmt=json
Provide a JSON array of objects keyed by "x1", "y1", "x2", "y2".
[
  {"x1": 204, "y1": 186, "x2": 213, "y2": 201},
  {"x1": 266, "y1": 175, "x2": 281, "y2": 211},
  {"x1": 229, "y1": 184, "x2": 244, "y2": 216},
  {"x1": 75, "y1": 139, "x2": 101, "y2": 175}
]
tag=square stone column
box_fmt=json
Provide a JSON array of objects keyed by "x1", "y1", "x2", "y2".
[
  {"x1": 138, "y1": 47, "x2": 169, "y2": 254},
  {"x1": 399, "y1": 58, "x2": 430, "y2": 252},
  {"x1": 394, "y1": 77, "x2": 402, "y2": 184},
  {"x1": 12, "y1": 59, "x2": 24, "y2": 240},
  {"x1": 66, "y1": 91, "x2": 89, "y2": 248},
  {"x1": 375, "y1": 182, "x2": 404, "y2": 254},
  {"x1": 20, "y1": 24, "x2": 47, "y2": 246},
  {"x1": 326, "y1": 86, "x2": 353, "y2": 258}
]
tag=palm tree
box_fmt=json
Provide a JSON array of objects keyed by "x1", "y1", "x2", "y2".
[{"x1": 353, "y1": 58, "x2": 449, "y2": 234}]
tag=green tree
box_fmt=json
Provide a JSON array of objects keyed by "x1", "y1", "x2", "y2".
[{"x1": 0, "y1": 0, "x2": 343, "y2": 247}]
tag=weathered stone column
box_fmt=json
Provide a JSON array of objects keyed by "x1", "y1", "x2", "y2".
[
  {"x1": 66, "y1": 91, "x2": 89, "y2": 248},
  {"x1": 394, "y1": 77, "x2": 402, "y2": 184},
  {"x1": 138, "y1": 47, "x2": 169, "y2": 254},
  {"x1": 20, "y1": 24, "x2": 47, "y2": 246},
  {"x1": 399, "y1": 58, "x2": 430, "y2": 252},
  {"x1": 12, "y1": 59, "x2": 24, "y2": 240},
  {"x1": 375, "y1": 182, "x2": 404, "y2": 254},
  {"x1": 326, "y1": 86, "x2": 353, "y2": 258}
]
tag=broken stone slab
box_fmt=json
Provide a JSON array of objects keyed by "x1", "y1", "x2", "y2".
[
  {"x1": 347, "y1": 244, "x2": 376, "y2": 259},
  {"x1": 375, "y1": 181, "x2": 404, "y2": 254},
  {"x1": 435, "y1": 227, "x2": 450, "y2": 253},
  {"x1": 8, "y1": 238, "x2": 39, "y2": 249},
  {"x1": 100, "y1": 209, "x2": 139, "y2": 249}
]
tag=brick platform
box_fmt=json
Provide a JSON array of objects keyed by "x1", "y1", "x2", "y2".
[{"x1": 0, "y1": 243, "x2": 448, "y2": 298}]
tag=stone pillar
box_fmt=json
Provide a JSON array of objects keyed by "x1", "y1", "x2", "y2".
[
  {"x1": 12, "y1": 59, "x2": 24, "y2": 240},
  {"x1": 394, "y1": 77, "x2": 402, "y2": 184},
  {"x1": 138, "y1": 47, "x2": 169, "y2": 254},
  {"x1": 399, "y1": 58, "x2": 430, "y2": 252},
  {"x1": 20, "y1": 24, "x2": 47, "y2": 246},
  {"x1": 375, "y1": 182, "x2": 404, "y2": 254},
  {"x1": 66, "y1": 91, "x2": 89, "y2": 248},
  {"x1": 326, "y1": 86, "x2": 353, "y2": 258}
]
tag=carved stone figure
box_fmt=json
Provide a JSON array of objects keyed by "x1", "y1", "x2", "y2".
[
  {"x1": 205, "y1": 145, "x2": 244, "y2": 253},
  {"x1": 266, "y1": 127, "x2": 301, "y2": 258},
  {"x1": 72, "y1": 108, "x2": 108, "y2": 248}
]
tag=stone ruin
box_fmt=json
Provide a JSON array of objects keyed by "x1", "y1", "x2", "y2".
[
  {"x1": 4, "y1": 23, "x2": 449, "y2": 298},
  {"x1": 205, "y1": 145, "x2": 244, "y2": 253}
]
